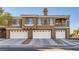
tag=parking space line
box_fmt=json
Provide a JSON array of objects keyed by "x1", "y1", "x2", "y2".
[
  {"x1": 49, "y1": 39, "x2": 58, "y2": 45},
  {"x1": 60, "y1": 39, "x2": 76, "y2": 45}
]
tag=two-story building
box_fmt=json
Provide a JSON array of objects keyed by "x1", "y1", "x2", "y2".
[{"x1": 0, "y1": 8, "x2": 70, "y2": 40}]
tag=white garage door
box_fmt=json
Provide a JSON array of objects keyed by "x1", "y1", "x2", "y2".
[
  {"x1": 10, "y1": 30, "x2": 28, "y2": 39},
  {"x1": 56, "y1": 30, "x2": 65, "y2": 39},
  {"x1": 33, "y1": 30, "x2": 51, "y2": 39}
]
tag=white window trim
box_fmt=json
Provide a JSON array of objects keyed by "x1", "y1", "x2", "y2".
[
  {"x1": 12, "y1": 24, "x2": 20, "y2": 26},
  {"x1": 24, "y1": 24, "x2": 33, "y2": 26}
]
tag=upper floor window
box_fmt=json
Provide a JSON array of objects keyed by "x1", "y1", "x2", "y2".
[
  {"x1": 50, "y1": 18, "x2": 54, "y2": 25},
  {"x1": 12, "y1": 19, "x2": 20, "y2": 26},
  {"x1": 25, "y1": 18, "x2": 33, "y2": 26},
  {"x1": 47, "y1": 18, "x2": 54, "y2": 25},
  {"x1": 37, "y1": 18, "x2": 54, "y2": 25},
  {"x1": 37, "y1": 18, "x2": 46, "y2": 25},
  {"x1": 37, "y1": 18, "x2": 42, "y2": 25}
]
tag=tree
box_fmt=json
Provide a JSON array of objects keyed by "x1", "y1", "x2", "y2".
[
  {"x1": 71, "y1": 28, "x2": 79, "y2": 38},
  {"x1": 0, "y1": 8, "x2": 4, "y2": 16},
  {"x1": 0, "y1": 8, "x2": 4, "y2": 25},
  {"x1": 0, "y1": 8, "x2": 13, "y2": 26},
  {"x1": 0, "y1": 16, "x2": 3, "y2": 25},
  {"x1": 2, "y1": 12, "x2": 13, "y2": 26}
]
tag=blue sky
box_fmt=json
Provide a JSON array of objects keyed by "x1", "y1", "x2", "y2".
[{"x1": 3, "y1": 7, "x2": 79, "y2": 30}]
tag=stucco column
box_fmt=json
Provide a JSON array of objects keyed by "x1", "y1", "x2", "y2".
[
  {"x1": 66, "y1": 28, "x2": 70, "y2": 39},
  {"x1": 28, "y1": 30, "x2": 32, "y2": 39},
  {"x1": 67, "y1": 20, "x2": 70, "y2": 27},
  {"x1": 51, "y1": 29, "x2": 55, "y2": 39},
  {"x1": 6, "y1": 29, "x2": 10, "y2": 39},
  {"x1": 53, "y1": 18, "x2": 55, "y2": 24},
  {"x1": 33, "y1": 18, "x2": 35, "y2": 25},
  {"x1": 22, "y1": 18, "x2": 25, "y2": 28}
]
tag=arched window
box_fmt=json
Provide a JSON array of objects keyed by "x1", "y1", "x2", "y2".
[{"x1": 25, "y1": 18, "x2": 33, "y2": 26}]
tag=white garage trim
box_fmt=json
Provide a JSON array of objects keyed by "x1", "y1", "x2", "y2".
[
  {"x1": 56, "y1": 30, "x2": 65, "y2": 39},
  {"x1": 33, "y1": 30, "x2": 51, "y2": 39},
  {"x1": 10, "y1": 30, "x2": 28, "y2": 39}
]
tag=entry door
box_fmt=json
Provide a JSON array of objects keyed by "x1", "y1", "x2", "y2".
[
  {"x1": 33, "y1": 30, "x2": 51, "y2": 39},
  {"x1": 56, "y1": 30, "x2": 65, "y2": 39}
]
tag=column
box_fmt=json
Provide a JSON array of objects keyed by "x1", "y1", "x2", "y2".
[
  {"x1": 6, "y1": 29, "x2": 10, "y2": 39},
  {"x1": 51, "y1": 29, "x2": 55, "y2": 39},
  {"x1": 66, "y1": 28, "x2": 70, "y2": 39},
  {"x1": 67, "y1": 20, "x2": 70, "y2": 27},
  {"x1": 22, "y1": 18, "x2": 25, "y2": 28},
  {"x1": 28, "y1": 30, "x2": 32, "y2": 39}
]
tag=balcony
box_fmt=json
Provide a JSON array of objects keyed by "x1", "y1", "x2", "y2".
[
  {"x1": 55, "y1": 23, "x2": 67, "y2": 27},
  {"x1": 55, "y1": 18, "x2": 69, "y2": 27}
]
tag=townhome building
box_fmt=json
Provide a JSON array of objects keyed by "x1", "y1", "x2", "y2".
[{"x1": 0, "y1": 8, "x2": 70, "y2": 39}]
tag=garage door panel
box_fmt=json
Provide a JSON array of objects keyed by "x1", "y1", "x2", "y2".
[
  {"x1": 33, "y1": 30, "x2": 51, "y2": 39},
  {"x1": 56, "y1": 30, "x2": 65, "y2": 39},
  {"x1": 10, "y1": 30, "x2": 28, "y2": 39}
]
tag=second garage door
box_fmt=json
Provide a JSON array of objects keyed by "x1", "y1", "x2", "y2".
[
  {"x1": 33, "y1": 30, "x2": 51, "y2": 39},
  {"x1": 56, "y1": 30, "x2": 66, "y2": 39},
  {"x1": 10, "y1": 30, "x2": 28, "y2": 39}
]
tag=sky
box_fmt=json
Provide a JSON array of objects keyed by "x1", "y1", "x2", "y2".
[{"x1": 3, "y1": 7, "x2": 79, "y2": 30}]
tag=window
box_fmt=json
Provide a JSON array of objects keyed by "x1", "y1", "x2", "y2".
[
  {"x1": 25, "y1": 18, "x2": 33, "y2": 26},
  {"x1": 37, "y1": 18, "x2": 54, "y2": 25},
  {"x1": 37, "y1": 18, "x2": 42, "y2": 25},
  {"x1": 41, "y1": 18, "x2": 45, "y2": 25},
  {"x1": 50, "y1": 18, "x2": 53, "y2": 25},
  {"x1": 12, "y1": 19, "x2": 20, "y2": 26},
  {"x1": 47, "y1": 18, "x2": 50, "y2": 24},
  {"x1": 47, "y1": 18, "x2": 54, "y2": 25}
]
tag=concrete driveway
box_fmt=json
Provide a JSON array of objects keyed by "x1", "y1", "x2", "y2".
[
  {"x1": 0, "y1": 39, "x2": 79, "y2": 51},
  {"x1": 0, "y1": 39, "x2": 26, "y2": 45},
  {"x1": 0, "y1": 39, "x2": 79, "y2": 46}
]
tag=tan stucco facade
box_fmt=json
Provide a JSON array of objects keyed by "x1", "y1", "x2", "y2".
[{"x1": 0, "y1": 8, "x2": 70, "y2": 39}]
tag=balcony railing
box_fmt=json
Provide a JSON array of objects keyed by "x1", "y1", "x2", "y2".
[{"x1": 55, "y1": 23, "x2": 68, "y2": 27}]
